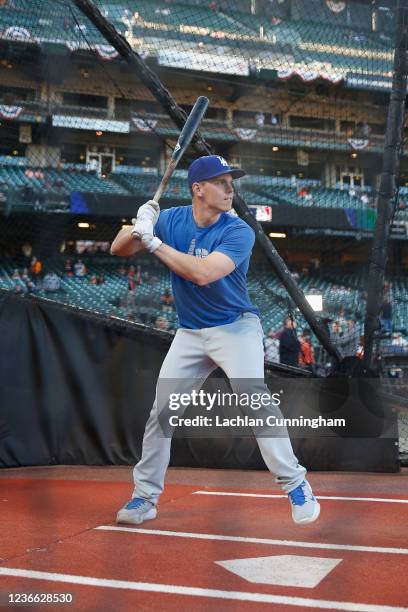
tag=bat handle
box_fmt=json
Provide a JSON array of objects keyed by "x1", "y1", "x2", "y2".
[
  {"x1": 153, "y1": 184, "x2": 164, "y2": 202},
  {"x1": 153, "y1": 159, "x2": 177, "y2": 203}
]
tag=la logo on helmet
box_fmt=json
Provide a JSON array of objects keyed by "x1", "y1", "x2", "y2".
[{"x1": 216, "y1": 156, "x2": 229, "y2": 166}]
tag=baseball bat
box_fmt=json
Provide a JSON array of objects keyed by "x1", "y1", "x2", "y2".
[{"x1": 153, "y1": 96, "x2": 209, "y2": 202}]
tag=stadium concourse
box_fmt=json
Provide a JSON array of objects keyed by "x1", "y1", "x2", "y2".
[{"x1": 1, "y1": 0, "x2": 408, "y2": 609}]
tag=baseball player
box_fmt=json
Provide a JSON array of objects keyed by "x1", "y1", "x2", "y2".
[{"x1": 111, "y1": 155, "x2": 320, "y2": 526}]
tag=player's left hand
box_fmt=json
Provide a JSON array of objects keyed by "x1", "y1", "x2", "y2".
[
  {"x1": 131, "y1": 217, "x2": 152, "y2": 240},
  {"x1": 136, "y1": 220, "x2": 162, "y2": 253}
]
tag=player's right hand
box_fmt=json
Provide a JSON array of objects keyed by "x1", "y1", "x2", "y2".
[{"x1": 136, "y1": 200, "x2": 160, "y2": 226}]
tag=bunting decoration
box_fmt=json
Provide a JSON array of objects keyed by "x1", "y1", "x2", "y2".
[{"x1": 0, "y1": 105, "x2": 23, "y2": 120}]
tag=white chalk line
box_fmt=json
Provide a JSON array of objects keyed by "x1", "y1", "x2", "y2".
[
  {"x1": 193, "y1": 490, "x2": 408, "y2": 504},
  {"x1": 0, "y1": 567, "x2": 407, "y2": 611},
  {"x1": 95, "y1": 526, "x2": 408, "y2": 555}
]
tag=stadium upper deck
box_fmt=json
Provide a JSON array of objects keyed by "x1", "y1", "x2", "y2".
[
  {"x1": 1, "y1": 0, "x2": 407, "y2": 239},
  {"x1": 0, "y1": 0, "x2": 395, "y2": 83}
]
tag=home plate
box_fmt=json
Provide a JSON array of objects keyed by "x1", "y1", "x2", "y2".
[{"x1": 215, "y1": 555, "x2": 342, "y2": 588}]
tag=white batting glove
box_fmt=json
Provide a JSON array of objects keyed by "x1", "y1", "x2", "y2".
[
  {"x1": 132, "y1": 200, "x2": 160, "y2": 239},
  {"x1": 131, "y1": 217, "x2": 153, "y2": 240},
  {"x1": 135, "y1": 219, "x2": 162, "y2": 253},
  {"x1": 137, "y1": 199, "x2": 160, "y2": 225}
]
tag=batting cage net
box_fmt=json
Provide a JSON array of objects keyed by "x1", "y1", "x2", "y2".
[{"x1": 0, "y1": 0, "x2": 408, "y2": 453}]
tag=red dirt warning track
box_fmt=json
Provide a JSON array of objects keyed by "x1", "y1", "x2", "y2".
[{"x1": 0, "y1": 467, "x2": 407, "y2": 611}]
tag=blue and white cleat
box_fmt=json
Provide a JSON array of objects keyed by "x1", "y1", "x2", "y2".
[
  {"x1": 116, "y1": 497, "x2": 157, "y2": 525},
  {"x1": 288, "y1": 480, "x2": 320, "y2": 525}
]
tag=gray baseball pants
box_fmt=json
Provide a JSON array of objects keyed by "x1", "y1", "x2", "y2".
[{"x1": 133, "y1": 313, "x2": 306, "y2": 503}]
